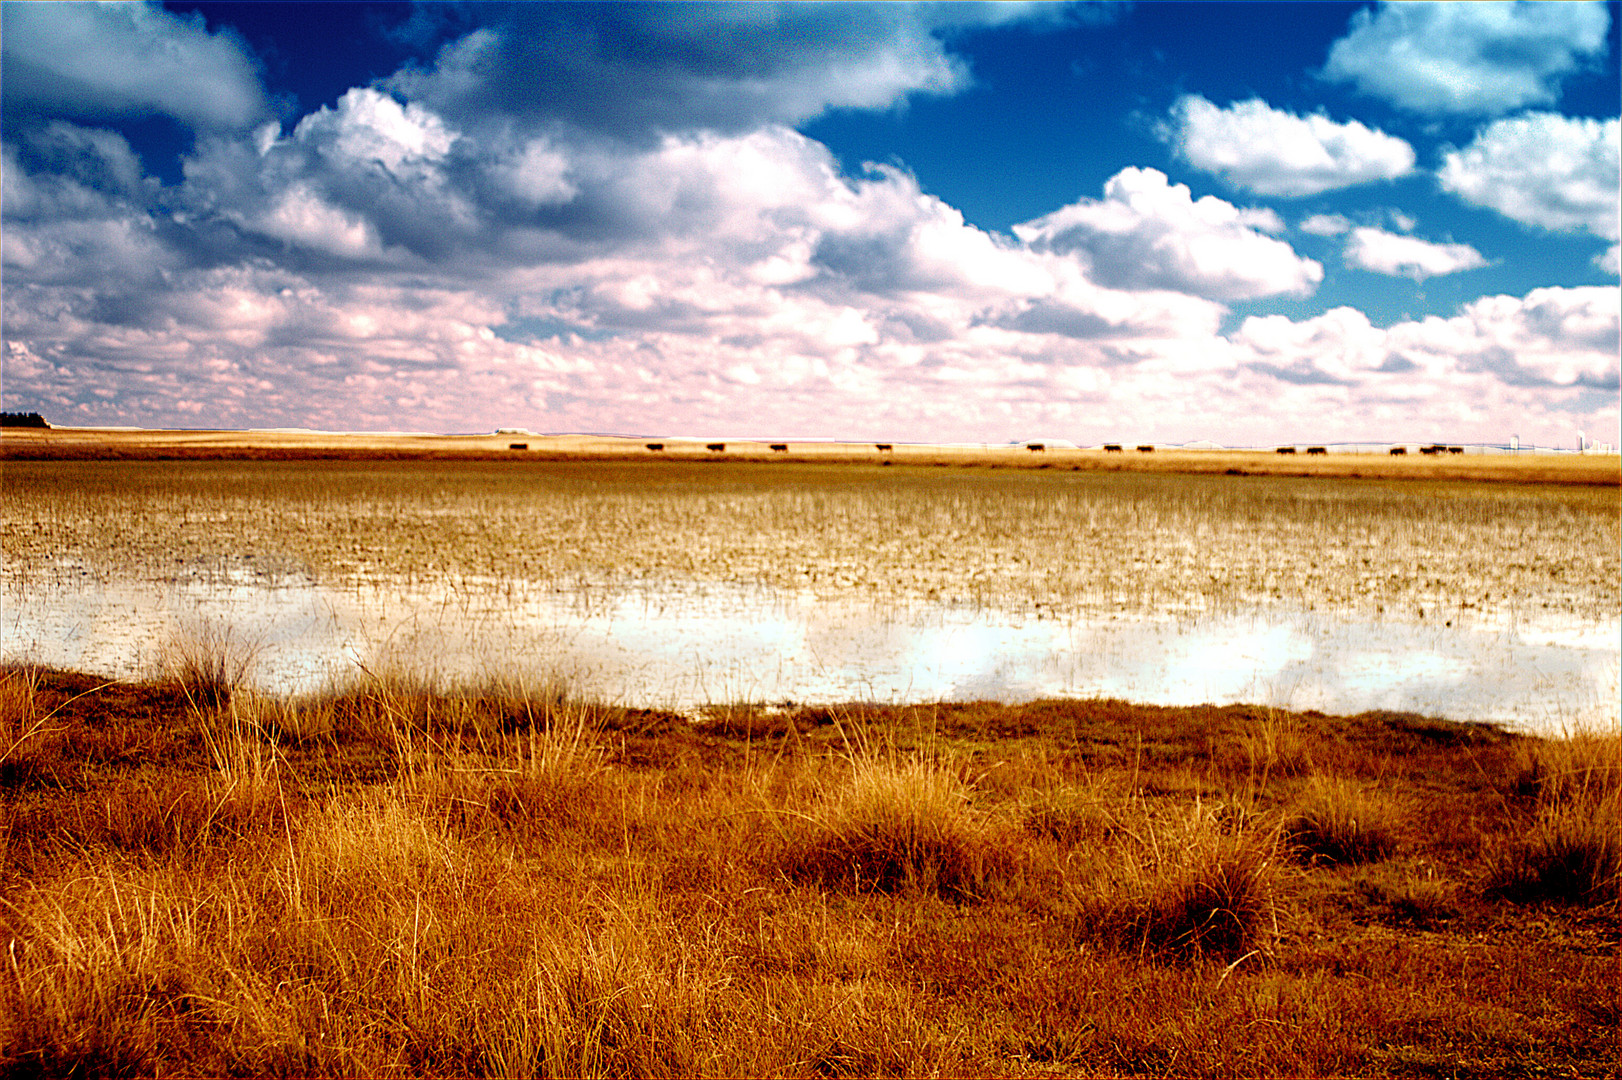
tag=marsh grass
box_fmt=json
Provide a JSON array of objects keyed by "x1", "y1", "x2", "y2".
[
  {"x1": 7, "y1": 459, "x2": 1618, "y2": 627},
  {"x1": 3, "y1": 671, "x2": 1618, "y2": 1077},
  {"x1": 778, "y1": 752, "x2": 1021, "y2": 900},
  {"x1": 160, "y1": 623, "x2": 260, "y2": 711},
  {"x1": 1285, "y1": 775, "x2": 1405, "y2": 865}
]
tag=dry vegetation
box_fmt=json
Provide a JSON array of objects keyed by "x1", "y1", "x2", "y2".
[
  {"x1": 3, "y1": 664, "x2": 1617, "y2": 1078},
  {"x1": 4, "y1": 458, "x2": 1617, "y2": 626}
]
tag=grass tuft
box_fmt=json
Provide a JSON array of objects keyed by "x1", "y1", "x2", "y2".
[
  {"x1": 161, "y1": 625, "x2": 258, "y2": 711},
  {"x1": 1487, "y1": 797, "x2": 1622, "y2": 906},
  {"x1": 780, "y1": 755, "x2": 1018, "y2": 900},
  {"x1": 1285, "y1": 776, "x2": 1403, "y2": 865}
]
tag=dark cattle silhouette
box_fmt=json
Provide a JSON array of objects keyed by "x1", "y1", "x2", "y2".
[
  {"x1": 875, "y1": 443, "x2": 893, "y2": 452},
  {"x1": 1306, "y1": 446, "x2": 1326, "y2": 455},
  {"x1": 645, "y1": 443, "x2": 665, "y2": 451},
  {"x1": 1390, "y1": 447, "x2": 1406, "y2": 455},
  {"x1": 1137, "y1": 445, "x2": 1155, "y2": 453},
  {"x1": 1448, "y1": 446, "x2": 1464, "y2": 454},
  {"x1": 707, "y1": 443, "x2": 726, "y2": 452},
  {"x1": 1275, "y1": 446, "x2": 1296, "y2": 454},
  {"x1": 770, "y1": 443, "x2": 788, "y2": 452},
  {"x1": 1103, "y1": 444, "x2": 1123, "y2": 453},
  {"x1": 1027, "y1": 443, "x2": 1045, "y2": 452},
  {"x1": 508, "y1": 443, "x2": 528, "y2": 450}
]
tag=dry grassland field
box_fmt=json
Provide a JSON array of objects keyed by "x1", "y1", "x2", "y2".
[{"x1": 1, "y1": 428, "x2": 1619, "y2": 1078}]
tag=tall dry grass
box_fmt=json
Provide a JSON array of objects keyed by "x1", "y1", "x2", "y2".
[
  {"x1": 2, "y1": 671, "x2": 1614, "y2": 1077},
  {"x1": 1489, "y1": 726, "x2": 1622, "y2": 905}
]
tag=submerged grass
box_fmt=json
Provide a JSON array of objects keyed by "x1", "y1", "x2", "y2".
[{"x1": 3, "y1": 666, "x2": 1617, "y2": 1077}]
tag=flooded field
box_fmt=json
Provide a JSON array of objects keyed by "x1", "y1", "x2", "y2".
[{"x1": 3, "y1": 459, "x2": 1617, "y2": 731}]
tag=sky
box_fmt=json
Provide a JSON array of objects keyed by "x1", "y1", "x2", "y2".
[{"x1": 2, "y1": 1, "x2": 1618, "y2": 446}]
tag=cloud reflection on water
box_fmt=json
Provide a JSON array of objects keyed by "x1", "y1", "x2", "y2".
[{"x1": 5, "y1": 574, "x2": 1616, "y2": 735}]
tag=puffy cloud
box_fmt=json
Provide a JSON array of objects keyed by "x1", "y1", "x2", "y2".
[
  {"x1": 1235, "y1": 286, "x2": 1618, "y2": 390},
  {"x1": 1168, "y1": 96, "x2": 1414, "y2": 196},
  {"x1": 1342, "y1": 227, "x2": 1490, "y2": 282},
  {"x1": 385, "y1": 4, "x2": 1041, "y2": 137},
  {"x1": 1012, "y1": 168, "x2": 1322, "y2": 301},
  {"x1": 1323, "y1": 1, "x2": 1611, "y2": 116},
  {"x1": 181, "y1": 89, "x2": 477, "y2": 264},
  {"x1": 1438, "y1": 113, "x2": 1620, "y2": 264},
  {"x1": 0, "y1": 1, "x2": 269, "y2": 131}
]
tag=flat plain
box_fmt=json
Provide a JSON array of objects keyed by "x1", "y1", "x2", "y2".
[{"x1": 2, "y1": 429, "x2": 1618, "y2": 1078}]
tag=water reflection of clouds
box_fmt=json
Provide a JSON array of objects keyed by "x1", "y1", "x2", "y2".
[{"x1": 4, "y1": 576, "x2": 1617, "y2": 734}]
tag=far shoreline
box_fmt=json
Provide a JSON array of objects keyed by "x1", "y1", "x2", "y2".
[{"x1": 3, "y1": 425, "x2": 1618, "y2": 485}]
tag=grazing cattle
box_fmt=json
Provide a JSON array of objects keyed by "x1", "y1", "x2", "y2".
[
  {"x1": 875, "y1": 443, "x2": 893, "y2": 452},
  {"x1": 1028, "y1": 443, "x2": 1045, "y2": 452},
  {"x1": 508, "y1": 443, "x2": 529, "y2": 451},
  {"x1": 1420, "y1": 446, "x2": 1441, "y2": 455},
  {"x1": 770, "y1": 443, "x2": 788, "y2": 452},
  {"x1": 1306, "y1": 446, "x2": 1327, "y2": 455},
  {"x1": 707, "y1": 443, "x2": 726, "y2": 452},
  {"x1": 1390, "y1": 447, "x2": 1406, "y2": 455},
  {"x1": 1136, "y1": 445, "x2": 1155, "y2": 453},
  {"x1": 1103, "y1": 444, "x2": 1123, "y2": 453},
  {"x1": 646, "y1": 443, "x2": 665, "y2": 451},
  {"x1": 1275, "y1": 446, "x2": 1296, "y2": 455},
  {"x1": 1448, "y1": 446, "x2": 1464, "y2": 454}
]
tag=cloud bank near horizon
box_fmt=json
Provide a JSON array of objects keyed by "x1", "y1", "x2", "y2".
[{"x1": 2, "y1": 1, "x2": 1617, "y2": 446}]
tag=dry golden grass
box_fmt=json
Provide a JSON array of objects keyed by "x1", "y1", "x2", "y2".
[
  {"x1": 4, "y1": 667, "x2": 1618, "y2": 1077},
  {"x1": 5, "y1": 426, "x2": 1618, "y2": 486}
]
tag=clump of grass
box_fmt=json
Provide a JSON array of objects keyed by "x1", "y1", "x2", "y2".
[
  {"x1": 1125, "y1": 832, "x2": 1279, "y2": 960},
  {"x1": 780, "y1": 755, "x2": 1018, "y2": 900},
  {"x1": 1350, "y1": 865, "x2": 1458, "y2": 928},
  {"x1": 1487, "y1": 798, "x2": 1622, "y2": 906},
  {"x1": 1068, "y1": 802, "x2": 1283, "y2": 962},
  {"x1": 1488, "y1": 728, "x2": 1622, "y2": 906},
  {"x1": 1020, "y1": 785, "x2": 1123, "y2": 845},
  {"x1": 161, "y1": 625, "x2": 258, "y2": 711},
  {"x1": 1240, "y1": 709, "x2": 1313, "y2": 781},
  {"x1": 1285, "y1": 776, "x2": 1403, "y2": 865},
  {"x1": 1507, "y1": 726, "x2": 1622, "y2": 806}
]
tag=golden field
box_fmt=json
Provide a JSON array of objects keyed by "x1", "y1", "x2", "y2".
[
  {"x1": 1, "y1": 430, "x2": 1618, "y2": 1077},
  {"x1": 4, "y1": 425, "x2": 1620, "y2": 485},
  {"x1": 1, "y1": 667, "x2": 1618, "y2": 1077}
]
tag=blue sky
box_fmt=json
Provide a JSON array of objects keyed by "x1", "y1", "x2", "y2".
[{"x1": 2, "y1": 2, "x2": 1617, "y2": 445}]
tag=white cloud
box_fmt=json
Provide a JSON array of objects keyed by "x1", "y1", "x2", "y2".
[
  {"x1": 1323, "y1": 1, "x2": 1611, "y2": 116},
  {"x1": 1168, "y1": 96, "x2": 1415, "y2": 196},
  {"x1": 1299, "y1": 214, "x2": 1352, "y2": 237},
  {"x1": 1342, "y1": 227, "x2": 1490, "y2": 282},
  {"x1": 1226, "y1": 286, "x2": 1619, "y2": 443},
  {"x1": 1438, "y1": 113, "x2": 1620, "y2": 258},
  {"x1": 1013, "y1": 168, "x2": 1323, "y2": 301},
  {"x1": 0, "y1": 1, "x2": 269, "y2": 130},
  {"x1": 386, "y1": 4, "x2": 1037, "y2": 137}
]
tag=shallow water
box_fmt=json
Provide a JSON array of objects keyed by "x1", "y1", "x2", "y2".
[
  {"x1": 5, "y1": 461, "x2": 1617, "y2": 733},
  {"x1": 5, "y1": 573, "x2": 1616, "y2": 733}
]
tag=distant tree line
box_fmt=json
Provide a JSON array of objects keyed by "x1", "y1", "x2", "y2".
[{"x1": 1, "y1": 412, "x2": 51, "y2": 428}]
